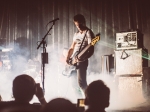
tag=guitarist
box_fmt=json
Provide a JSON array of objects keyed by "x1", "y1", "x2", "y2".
[{"x1": 66, "y1": 14, "x2": 95, "y2": 98}]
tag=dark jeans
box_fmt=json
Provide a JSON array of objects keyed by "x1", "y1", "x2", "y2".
[{"x1": 76, "y1": 60, "x2": 88, "y2": 92}]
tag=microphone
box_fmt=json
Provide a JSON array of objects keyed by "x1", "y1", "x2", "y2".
[{"x1": 48, "y1": 18, "x2": 59, "y2": 23}]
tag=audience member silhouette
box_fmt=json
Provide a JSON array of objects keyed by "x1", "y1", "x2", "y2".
[
  {"x1": 41, "y1": 98, "x2": 79, "y2": 112},
  {"x1": 0, "y1": 95, "x2": 2, "y2": 101},
  {"x1": 0, "y1": 74, "x2": 47, "y2": 112},
  {"x1": 84, "y1": 80, "x2": 110, "y2": 112}
]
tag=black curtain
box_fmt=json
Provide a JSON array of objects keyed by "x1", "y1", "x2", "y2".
[{"x1": 0, "y1": 0, "x2": 150, "y2": 72}]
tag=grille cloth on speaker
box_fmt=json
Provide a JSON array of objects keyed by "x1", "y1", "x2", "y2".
[{"x1": 115, "y1": 49, "x2": 142, "y2": 75}]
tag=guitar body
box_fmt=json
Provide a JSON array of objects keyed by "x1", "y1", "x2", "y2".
[{"x1": 62, "y1": 64, "x2": 76, "y2": 77}]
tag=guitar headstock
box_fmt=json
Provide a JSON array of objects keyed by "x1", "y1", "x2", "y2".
[{"x1": 91, "y1": 33, "x2": 100, "y2": 46}]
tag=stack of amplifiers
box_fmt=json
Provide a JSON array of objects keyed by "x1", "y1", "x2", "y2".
[
  {"x1": 116, "y1": 31, "x2": 143, "y2": 50},
  {"x1": 115, "y1": 48, "x2": 148, "y2": 76}
]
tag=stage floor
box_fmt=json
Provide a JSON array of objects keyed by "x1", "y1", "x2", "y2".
[
  {"x1": 1, "y1": 70, "x2": 150, "y2": 112},
  {"x1": 107, "y1": 101, "x2": 150, "y2": 112}
]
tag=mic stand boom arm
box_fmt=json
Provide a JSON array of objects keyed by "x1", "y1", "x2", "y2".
[{"x1": 37, "y1": 22, "x2": 56, "y2": 94}]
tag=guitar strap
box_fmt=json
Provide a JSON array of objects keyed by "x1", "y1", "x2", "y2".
[{"x1": 78, "y1": 30, "x2": 88, "y2": 53}]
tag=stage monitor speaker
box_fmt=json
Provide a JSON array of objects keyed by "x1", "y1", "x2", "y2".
[{"x1": 115, "y1": 48, "x2": 147, "y2": 75}]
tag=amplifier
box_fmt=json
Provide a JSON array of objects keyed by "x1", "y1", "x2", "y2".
[
  {"x1": 116, "y1": 31, "x2": 143, "y2": 50},
  {"x1": 115, "y1": 48, "x2": 143, "y2": 75}
]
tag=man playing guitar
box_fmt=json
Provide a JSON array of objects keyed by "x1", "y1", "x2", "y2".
[{"x1": 66, "y1": 14, "x2": 95, "y2": 98}]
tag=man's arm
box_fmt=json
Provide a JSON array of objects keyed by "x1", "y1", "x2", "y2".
[
  {"x1": 66, "y1": 42, "x2": 76, "y2": 64},
  {"x1": 85, "y1": 46, "x2": 94, "y2": 59},
  {"x1": 78, "y1": 45, "x2": 94, "y2": 61},
  {"x1": 35, "y1": 84, "x2": 47, "y2": 105}
]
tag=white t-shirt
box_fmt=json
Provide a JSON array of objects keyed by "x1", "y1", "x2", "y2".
[{"x1": 72, "y1": 29, "x2": 95, "y2": 56}]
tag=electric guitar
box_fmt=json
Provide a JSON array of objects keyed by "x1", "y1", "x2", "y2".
[{"x1": 62, "y1": 33, "x2": 100, "y2": 77}]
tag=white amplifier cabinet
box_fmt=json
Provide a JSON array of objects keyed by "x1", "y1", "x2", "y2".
[
  {"x1": 116, "y1": 31, "x2": 142, "y2": 50},
  {"x1": 115, "y1": 49, "x2": 143, "y2": 75}
]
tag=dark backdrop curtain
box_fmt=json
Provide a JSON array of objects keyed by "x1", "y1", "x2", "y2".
[{"x1": 0, "y1": 0, "x2": 150, "y2": 72}]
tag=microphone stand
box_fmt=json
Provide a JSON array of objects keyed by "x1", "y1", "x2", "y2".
[{"x1": 37, "y1": 21, "x2": 56, "y2": 94}]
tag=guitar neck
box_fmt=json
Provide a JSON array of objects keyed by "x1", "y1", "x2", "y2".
[
  {"x1": 77, "y1": 34, "x2": 100, "y2": 59},
  {"x1": 77, "y1": 44, "x2": 92, "y2": 58}
]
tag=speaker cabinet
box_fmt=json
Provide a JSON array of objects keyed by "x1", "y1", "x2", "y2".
[
  {"x1": 115, "y1": 48, "x2": 148, "y2": 75},
  {"x1": 118, "y1": 76, "x2": 144, "y2": 102},
  {"x1": 142, "y1": 67, "x2": 150, "y2": 99}
]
